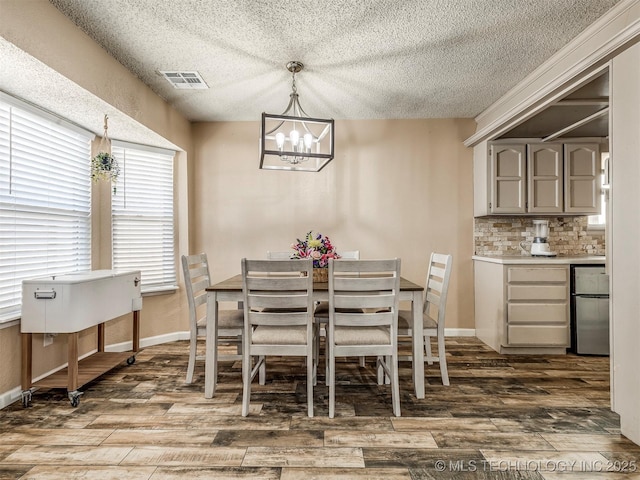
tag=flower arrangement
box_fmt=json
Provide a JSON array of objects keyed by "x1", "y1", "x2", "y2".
[
  {"x1": 291, "y1": 231, "x2": 341, "y2": 268},
  {"x1": 91, "y1": 151, "x2": 120, "y2": 194}
]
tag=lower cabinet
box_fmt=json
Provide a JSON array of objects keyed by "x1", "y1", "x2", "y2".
[{"x1": 475, "y1": 261, "x2": 569, "y2": 353}]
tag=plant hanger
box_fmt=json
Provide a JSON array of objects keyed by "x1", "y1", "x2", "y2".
[{"x1": 91, "y1": 114, "x2": 120, "y2": 194}]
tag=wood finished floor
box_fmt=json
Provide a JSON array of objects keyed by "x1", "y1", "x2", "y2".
[{"x1": 2, "y1": 337, "x2": 640, "y2": 479}]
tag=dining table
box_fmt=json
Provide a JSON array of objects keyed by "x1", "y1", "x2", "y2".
[{"x1": 204, "y1": 274, "x2": 426, "y2": 399}]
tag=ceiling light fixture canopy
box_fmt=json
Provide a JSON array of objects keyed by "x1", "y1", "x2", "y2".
[{"x1": 260, "y1": 61, "x2": 334, "y2": 172}]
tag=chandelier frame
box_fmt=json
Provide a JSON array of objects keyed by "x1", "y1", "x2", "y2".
[{"x1": 259, "y1": 61, "x2": 335, "y2": 172}]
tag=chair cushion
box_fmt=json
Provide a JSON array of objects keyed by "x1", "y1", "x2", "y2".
[
  {"x1": 397, "y1": 309, "x2": 437, "y2": 330},
  {"x1": 334, "y1": 326, "x2": 390, "y2": 345},
  {"x1": 252, "y1": 325, "x2": 308, "y2": 345}
]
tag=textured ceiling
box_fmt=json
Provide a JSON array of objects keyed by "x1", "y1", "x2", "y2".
[{"x1": 47, "y1": 0, "x2": 620, "y2": 123}]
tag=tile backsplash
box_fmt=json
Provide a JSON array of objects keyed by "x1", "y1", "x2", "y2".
[{"x1": 474, "y1": 216, "x2": 605, "y2": 256}]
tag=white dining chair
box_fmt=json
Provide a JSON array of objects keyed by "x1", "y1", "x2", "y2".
[
  {"x1": 181, "y1": 253, "x2": 244, "y2": 384},
  {"x1": 327, "y1": 258, "x2": 401, "y2": 418},
  {"x1": 241, "y1": 258, "x2": 317, "y2": 417},
  {"x1": 397, "y1": 252, "x2": 453, "y2": 386},
  {"x1": 312, "y1": 250, "x2": 366, "y2": 367},
  {"x1": 313, "y1": 250, "x2": 360, "y2": 314}
]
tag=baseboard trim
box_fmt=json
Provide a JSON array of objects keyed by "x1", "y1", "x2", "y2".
[
  {"x1": 445, "y1": 328, "x2": 476, "y2": 337},
  {"x1": 104, "y1": 331, "x2": 190, "y2": 352}
]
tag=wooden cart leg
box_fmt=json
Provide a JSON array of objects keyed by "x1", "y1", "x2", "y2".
[
  {"x1": 132, "y1": 310, "x2": 140, "y2": 353},
  {"x1": 21, "y1": 333, "x2": 33, "y2": 407},
  {"x1": 97, "y1": 323, "x2": 105, "y2": 352},
  {"x1": 67, "y1": 332, "x2": 79, "y2": 392},
  {"x1": 21, "y1": 333, "x2": 32, "y2": 391}
]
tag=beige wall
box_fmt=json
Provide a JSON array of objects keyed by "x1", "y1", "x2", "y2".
[
  {"x1": 192, "y1": 118, "x2": 476, "y2": 329},
  {"x1": 611, "y1": 41, "x2": 640, "y2": 445}
]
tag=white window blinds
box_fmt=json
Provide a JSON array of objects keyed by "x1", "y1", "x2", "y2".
[
  {"x1": 0, "y1": 98, "x2": 92, "y2": 323},
  {"x1": 111, "y1": 142, "x2": 176, "y2": 292}
]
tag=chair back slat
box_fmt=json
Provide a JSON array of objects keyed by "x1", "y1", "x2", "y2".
[
  {"x1": 333, "y1": 258, "x2": 398, "y2": 273},
  {"x1": 334, "y1": 276, "x2": 396, "y2": 292},
  {"x1": 246, "y1": 276, "x2": 308, "y2": 291},
  {"x1": 248, "y1": 293, "x2": 310, "y2": 310},
  {"x1": 429, "y1": 265, "x2": 446, "y2": 280},
  {"x1": 249, "y1": 259, "x2": 304, "y2": 272},
  {"x1": 335, "y1": 292, "x2": 396, "y2": 310},
  {"x1": 422, "y1": 253, "x2": 453, "y2": 327}
]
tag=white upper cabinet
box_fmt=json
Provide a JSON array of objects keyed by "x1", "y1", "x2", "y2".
[
  {"x1": 564, "y1": 143, "x2": 600, "y2": 214},
  {"x1": 482, "y1": 141, "x2": 601, "y2": 216},
  {"x1": 527, "y1": 144, "x2": 563, "y2": 214},
  {"x1": 489, "y1": 144, "x2": 526, "y2": 214}
]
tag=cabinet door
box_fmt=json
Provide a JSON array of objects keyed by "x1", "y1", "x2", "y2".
[
  {"x1": 564, "y1": 143, "x2": 600, "y2": 214},
  {"x1": 490, "y1": 144, "x2": 526, "y2": 214},
  {"x1": 527, "y1": 144, "x2": 563, "y2": 213}
]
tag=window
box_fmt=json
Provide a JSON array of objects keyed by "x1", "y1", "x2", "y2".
[
  {"x1": 588, "y1": 153, "x2": 609, "y2": 229},
  {"x1": 111, "y1": 142, "x2": 176, "y2": 293},
  {"x1": 0, "y1": 94, "x2": 92, "y2": 323}
]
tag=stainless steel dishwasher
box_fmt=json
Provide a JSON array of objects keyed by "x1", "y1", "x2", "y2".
[{"x1": 570, "y1": 265, "x2": 610, "y2": 355}]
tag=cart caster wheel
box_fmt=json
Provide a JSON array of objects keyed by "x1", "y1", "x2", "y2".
[
  {"x1": 68, "y1": 391, "x2": 83, "y2": 407},
  {"x1": 21, "y1": 389, "x2": 32, "y2": 408},
  {"x1": 127, "y1": 356, "x2": 136, "y2": 365}
]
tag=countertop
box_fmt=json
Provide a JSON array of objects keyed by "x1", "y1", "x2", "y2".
[{"x1": 472, "y1": 255, "x2": 606, "y2": 265}]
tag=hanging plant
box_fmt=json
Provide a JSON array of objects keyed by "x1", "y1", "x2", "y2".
[
  {"x1": 91, "y1": 114, "x2": 119, "y2": 194},
  {"x1": 91, "y1": 151, "x2": 120, "y2": 192}
]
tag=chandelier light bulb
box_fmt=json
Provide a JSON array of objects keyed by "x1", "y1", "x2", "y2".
[
  {"x1": 289, "y1": 129, "x2": 300, "y2": 149},
  {"x1": 275, "y1": 132, "x2": 285, "y2": 151},
  {"x1": 304, "y1": 133, "x2": 313, "y2": 152}
]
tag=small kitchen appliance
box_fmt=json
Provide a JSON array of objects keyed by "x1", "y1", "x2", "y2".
[{"x1": 529, "y1": 219, "x2": 556, "y2": 257}]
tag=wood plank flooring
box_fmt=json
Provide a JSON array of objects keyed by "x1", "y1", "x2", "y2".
[{"x1": 1, "y1": 337, "x2": 639, "y2": 479}]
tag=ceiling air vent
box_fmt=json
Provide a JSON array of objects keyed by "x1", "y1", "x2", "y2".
[{"x1": 159, "y1": 71, "x2": 209, "y2": 90}]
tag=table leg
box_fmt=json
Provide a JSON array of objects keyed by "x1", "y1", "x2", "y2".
[
  {"x1": 412, "y1": 290, "x2": 425, "y2": 399},
  {"x1": 204, "y1": 291, "x2": 219, "y2": 398}
]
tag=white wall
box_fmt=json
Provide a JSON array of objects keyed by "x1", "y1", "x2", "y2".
[{"x1": 610, "y1": 41, "x2": 640, "y2": 445}]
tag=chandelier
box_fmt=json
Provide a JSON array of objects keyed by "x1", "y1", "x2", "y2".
[{"x1": 259, "y1": 61, "x2": 334, "y2": 172}]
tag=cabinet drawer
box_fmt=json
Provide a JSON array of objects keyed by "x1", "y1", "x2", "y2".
[
  {"x1": 508, "y1": 325, "x2": 568, "y2": 346},
  {"x1": 507, "y1": 267, "x2": 567, "y2": 283},
  {"x1": 507, "y1": 284, "x2": 567, "y2": 301},
  {"x1": 507, "y1": 302, "x2": 568, "y2": 323}
]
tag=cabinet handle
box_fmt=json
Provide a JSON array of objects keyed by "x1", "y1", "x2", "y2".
[{"x1": 34, "y1": 290, "x2": 56, "y2": 300}]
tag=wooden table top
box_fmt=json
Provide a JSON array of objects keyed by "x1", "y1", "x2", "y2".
[{"x1": 206, "y1": 274, "x2": 423, "y2": 292}]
